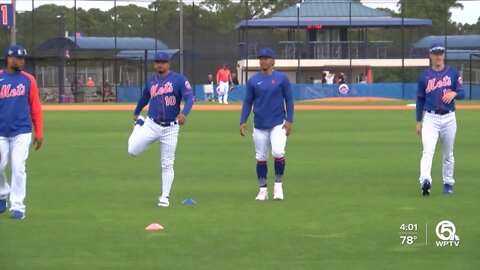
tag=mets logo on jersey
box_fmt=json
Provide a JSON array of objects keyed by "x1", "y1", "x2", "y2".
[
  {"x1": 338, "y1": 84, "x2": 349, "y2": 95},
  {"x1": 185, "y1": 81, "x2": 192, "y2": 90},
  {"x1": 458, "y1": 76, "x2": 463, "y2": 85},
  {"x1": 150, "y1": 82, "x2": 174, "y2": 98},
  {"x1": 0, "y1": 84, "x2": 26, "y2": 99},
  {"x1": 426, "y1": 76, "x2": 451, "y2": 94}
]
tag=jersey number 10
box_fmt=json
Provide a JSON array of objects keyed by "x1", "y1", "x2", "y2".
[{"x1": 165, "y1": 96, "x2": 177, "y2": 106}]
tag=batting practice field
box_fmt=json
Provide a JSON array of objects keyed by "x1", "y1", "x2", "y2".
[{"x1": 0, "y1": 99, "x2": 479, "y2": 269}]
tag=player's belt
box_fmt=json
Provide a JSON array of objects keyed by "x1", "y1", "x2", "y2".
[
  {"x1": 151, "y1": 118, "x2": 178, "y2": 127},
  {"x1": 426, "y1": 110, "x2": 453, "y2": 115}
]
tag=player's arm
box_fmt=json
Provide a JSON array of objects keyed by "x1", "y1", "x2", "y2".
[
  {"x1": 133, "y1": 84, "x2": 150, "y2": 120},
  {"x1": 240, "y1": 81, "x2": 254, "y2": 136},
  {"x1": 28, "y1": 75, "x2": 43, "y2": 151},
  {"x1": 177, "y1": 79, "x2": 194, "y2": 126},
  {"x1": 282, "y1": 76, "x2": 294, "y2": 136},
  {"x1": 453, "y1": 72, "x2": 465, "y2": 100},
  {"x1": 415, "y1": 75, "x2": 426, "y2": 135}
]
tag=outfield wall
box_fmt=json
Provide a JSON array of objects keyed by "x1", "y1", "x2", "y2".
[{"x1": 116, "y1": 83, "x2": 480, "y2": 102}]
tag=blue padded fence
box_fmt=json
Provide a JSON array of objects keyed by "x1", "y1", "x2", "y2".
[{"x1": 116, "y1": 83, "x2": 480, "y2": 102}]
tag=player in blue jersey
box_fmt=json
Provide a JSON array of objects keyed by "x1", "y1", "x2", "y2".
[
  {"x1": 416, "y1": 44, "x2": 465, "y2": 196},
  {"x1": 128, "y1": 52, "x2": 194, "y2": 207},
  {"x1": 0, "y1": 45, "x2": 43, "y2": 219},
  {"x1": 240, "y1": 48, "x2": 294, "y2": 201}
]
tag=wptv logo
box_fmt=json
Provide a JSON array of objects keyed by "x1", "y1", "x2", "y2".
[{"x1": 435, "y1": 220, "x2": 460, "y2": 247}]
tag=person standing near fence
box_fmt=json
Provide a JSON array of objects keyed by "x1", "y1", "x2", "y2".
[
  {"x1": 86, "y1": 77, "x2": 95, "y2": 87},
  {"x1": 206, "y1": 74, "x2": 215, "y2": 102},
  {"x1": 0, "y1": 45, "x2": 43, "y2": 220},
  {"x1": 216, "y1": 64, "x2": 233, "y2": 104}
]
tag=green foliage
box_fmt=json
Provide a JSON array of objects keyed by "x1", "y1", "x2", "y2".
[
  {"x1": 397, "y1": 0, "x2": 464, "y2": 34},
  {"x1": 8, "y1": 1, "x2": 480, "y2": 50},
  {"x1": 4, "y1": 0, "x2": 479, "y2": 84}
]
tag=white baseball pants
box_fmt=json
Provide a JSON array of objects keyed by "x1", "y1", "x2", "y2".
[
  {"x1": 128, "y1": 117, "x2": 179, "y2": 199},
  {"x1": 253, "y1": 123, "x2": 287, "y2": 161},
  {"x1": 0, "y1": 133, "x2": 32, "y2": 213},
  {"x1": 419, "y1": 112, "x2": 457, "y2": 185},
  {"x1": 218, "y1": 81, "x2": 229, "y2": 103}
]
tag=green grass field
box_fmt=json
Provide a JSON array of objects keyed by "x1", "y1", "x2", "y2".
[{"x1": 1, "y1": 108, "x2": 479, "y2": 269}]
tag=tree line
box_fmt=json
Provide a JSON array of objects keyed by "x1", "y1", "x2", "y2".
[{"x1": 0, "y1": 0, "x2": 477, "y2": 83}]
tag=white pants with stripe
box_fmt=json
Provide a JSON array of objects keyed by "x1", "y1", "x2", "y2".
[
  {"x1": 218, "y1": 81, "x2": 229, "y2": 103},
  {"x1": 128, "y1": 117, "x2": 179, "y2": 199},
  {"x1": 419, "y1": 112, "x2": 457, "y2": 185},
  {"x1": 0, "y1": 133, "x2": 32, "y2": 213},
  {"x1": 253, "y1": 123, "x2": 287, "y2": 161}
]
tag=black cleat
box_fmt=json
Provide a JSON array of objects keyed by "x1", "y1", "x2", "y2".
[{"x1": 421, "y1": 180, "x2": 431, "y2": 196}]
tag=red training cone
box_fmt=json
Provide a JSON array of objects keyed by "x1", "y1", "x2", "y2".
[{"x1": 145, "y1": 223, "x2": 164, "y2": 231}]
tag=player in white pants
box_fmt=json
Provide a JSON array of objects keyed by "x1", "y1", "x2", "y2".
[
  {"x1": 416, "y1": 44, "x2": 464, "y2": 196},
  {"x1": 0, "y1": 134, "x2": 32, "y2": 215},
  {"x1": 128, "y1": 52, "x2": 193, "y2": 207},
  {"x1": 240, "y1": 48, "x2": 294, "y2": 201},
  {"x1": 0, "y1": 45, "x2": 43, "y2": 219},
  {"x1": 216, "y1": 64, "x2": 233, "y2": 104},
  {"x1": 218, "y1": 81, "x2": 229, "y2": 104},
  {"x1": 128, "y1": 117, "x2": 180, "y2": 206},
  {"x1": 252, "y1": 124, "x2": 288, "y2": 198}
]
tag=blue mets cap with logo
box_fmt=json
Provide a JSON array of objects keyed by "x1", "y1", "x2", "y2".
[
  {"x1": 5, "y1": 44, "x2": 28, "y2": 58},
  {"x1": 257, "y1": 47, "x2": 275, "y2": 59},
  {"x1": 154, "y1": 52, "x2": 170, "y2": 62},
  {"x1": 429, "y1": 44, "x2": 445, "y2": 54}
]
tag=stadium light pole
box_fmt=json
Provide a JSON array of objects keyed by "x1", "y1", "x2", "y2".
[
  {"x1": 348, "y1": 1, "x2": 352, "y2": 85},
  {"x1": 179, "y1": 0, "x2": 184, "y2": 74},
  {"x1": 10, "y1": 0, "x2": 16, "y2": 44},
  {"x1": 154, "y1": 2, "x2": 158, "y2": 52},
  {"x1": 31, "y1": 0, "x2": 35, "y2": 53},
  {"x1": 245, "y1": 0, "x2": 249, "y2": 84},
  {"x1": 469, "y1": 53, "x2": 472, "y2": 100},
  {"x1": 296, "y1": 1, "x2": 300, "y2": 83},
  {"x1": 57, "y1": 13, "x2": 65, "y2": 103}
]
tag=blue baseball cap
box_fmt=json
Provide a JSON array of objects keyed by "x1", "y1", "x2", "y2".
[
  {"x1": 5, "y1": 44, "x2": 28, "y2": 58},
  {"x1": 154, "y1": 52, "x2": 170, "y2": 62},
  {"x1": 429, "y1": 44, "x2": 445, "y2": 54},
  {"x1": 258, "y1": 48, "x2": 275, "y2": 59}
]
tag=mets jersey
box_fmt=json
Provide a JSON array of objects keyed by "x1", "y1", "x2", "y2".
[
  {"x1": 416, "y1": 65, "x2": 465, "y2": 121},
  {"x1": 134, "y1": 71, "x2": 194, "y2": 122},
  {"x1": 0, "y1": 70, "x2": 43, "y2": 138},
  {"x1": 240, "y1": 70, "x2": 294, "y2": 129}
]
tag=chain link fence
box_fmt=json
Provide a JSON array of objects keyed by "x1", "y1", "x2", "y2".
[{"x1": 1, "y1": 0, "x2": 479, "y2": 102}]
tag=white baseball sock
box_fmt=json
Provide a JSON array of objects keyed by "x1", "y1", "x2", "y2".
[{"x1": 161, "y1": 171, "x2": 174, "y2": 198}]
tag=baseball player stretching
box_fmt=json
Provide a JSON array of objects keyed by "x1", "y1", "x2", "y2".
[
  {"x1": 0, "y1": 45, "x2": 43, "y2": 219},
  {"x1": 240, "y1": 48, "x2": 294, "y2": 201},
  {"x1": 128, "y1": 52, "x2": 193, "y2": 207},
  {"x1": 416, "y1": 44, "x2": 464, "y2": 196}
]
